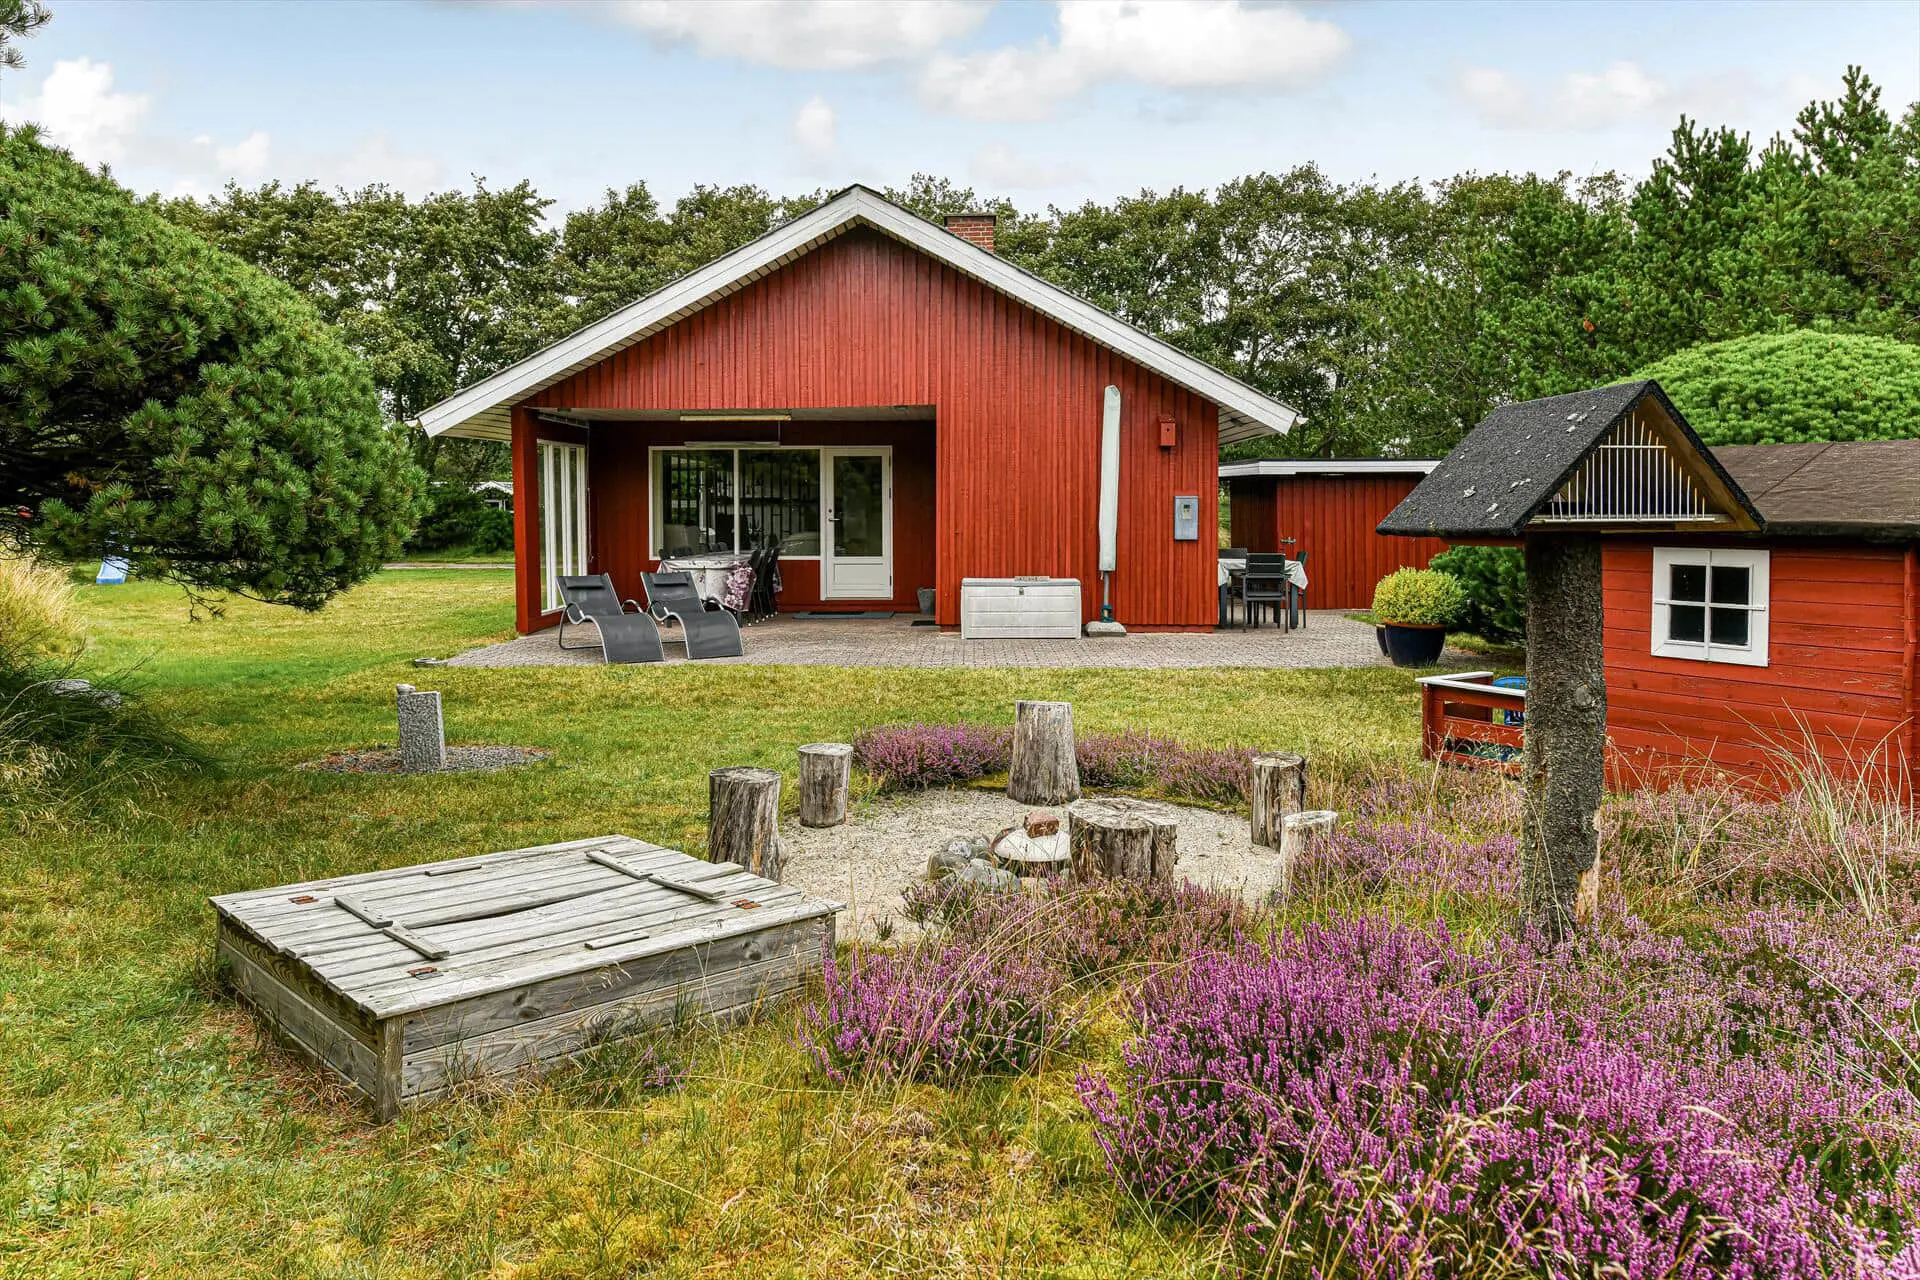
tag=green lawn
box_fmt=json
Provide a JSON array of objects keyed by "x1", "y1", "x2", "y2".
[{"x1": 1, "y1": 570, "x2": 1428, "y2": 1278}]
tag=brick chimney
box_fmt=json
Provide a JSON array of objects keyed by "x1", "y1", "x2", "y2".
[{"x1": 943, "y1": 212, "x2": 996, "y2": 253}]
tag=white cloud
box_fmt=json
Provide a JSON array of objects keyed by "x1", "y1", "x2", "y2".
[
  {"x1": 1454, "y1": 60, "x2": 1758, "y2": 133},
  {"x1": 919, "y1": 0, "x2": 1351, "y2": 122},
  {"x1": 215, "y1": 129, "x2": 274, "y2": 177},
  {"x1": 603, "y1": 0, "x2": 990, "y2": 71},
  {"x1": 3, "y1": 57, "x2": 442, "y2": 198},
  {"x1": 8, "y1": 57, "x2": 151, "y2": 166},
  {"x1": 970, "y1": 141, "x2": 1086, "y2": 190},
  {"x1": 792, "y1": 94, "x2": 839, "y2": 164}
]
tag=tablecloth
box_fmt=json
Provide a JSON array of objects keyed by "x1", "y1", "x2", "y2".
[
  {"x1": 1218, "y1": 557, "x2": 1308, "y2": 590},
  {"x1": 658, "y1": 554, "x2": 753, "y2": 612}
]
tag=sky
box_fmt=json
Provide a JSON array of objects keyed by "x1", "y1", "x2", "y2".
[{"x1": 2, "y1": 0, "x2": 1916, "y2": 217}]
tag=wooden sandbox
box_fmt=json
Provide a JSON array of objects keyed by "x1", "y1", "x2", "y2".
[{"x1": 212, "y1": 835, "x2": 841, "y2": 1120}]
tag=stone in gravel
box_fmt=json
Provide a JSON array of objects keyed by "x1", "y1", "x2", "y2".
[
  {"x1": 395, "y1": 683, "x2": 446, "y2": 773},
  {"x1": 1023, "y1": 812, "x2": 1060, "y2": 838},
  {"x1": 955, "y1": 862, "x2": 1019, "y2": 894},
  {"x1": 49, "y1": 678, "x2": 123, "y2": 709},
  {"x1": 927, "y1": 848, "x2": 972, "y2": 881},
  {"x1": 962, "y1": 834, "x2": 990, "y2": 856}
]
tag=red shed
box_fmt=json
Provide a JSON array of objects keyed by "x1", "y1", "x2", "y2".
[
  {"x1": 1385, "y1": 381, "x2": 1920, "y2": 798},
  {"x1": 1602, "y1": 439, "x2": 1920, "y2": 794},
  {"x1": 417, "y1": 186, "x2": 1300, "y2": 634},
  {"x1": 1220, "y1": 459, "x2": 1446, "y2": 609}
]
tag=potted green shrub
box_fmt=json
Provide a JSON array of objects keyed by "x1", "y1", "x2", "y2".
[{"x1": 1371, "y1": 568, "x2": 1465, "y2": 667}]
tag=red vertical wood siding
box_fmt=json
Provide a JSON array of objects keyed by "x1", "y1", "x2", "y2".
[
  {"x1": 520, "y1": 228, "x2": 1222, "y2": 630},
  {"x1": 584, "y1": 420, "x2": 936, "y2": 613},
  {"x1": 1228, "y1": 474, "x2": 1449, "y2": 610},
  {"x1": 1602, "y1": 539, "x2": 1920, "y2": 797}
]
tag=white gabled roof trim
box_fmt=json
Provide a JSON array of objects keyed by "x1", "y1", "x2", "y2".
[
  {"x1": 418, "y1": 185, "x2": 1301, "y2": 446},
  {"x1": 1219, "y1": 459, "x2": 1440, "y2": 479}
]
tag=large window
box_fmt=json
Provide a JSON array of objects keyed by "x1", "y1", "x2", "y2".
[
  {"x1": 656, "y1": 450, "x2": 734, "y2": 555},
  {"x1": 1652, "y1": 547, "x2": 1769, "y2": 666},
  {"x1": 741, "y1": 450, "x2": 821, "y2": 555},
  {"x1": 653, "y1": 447, "x2": 821, "y2": 556}
]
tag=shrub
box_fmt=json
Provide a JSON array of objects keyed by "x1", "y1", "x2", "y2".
[
  {"x1": 1370, "y1": 566, "x2": 1465, "y2": 626},
  {"x1": 406, "y1": 486, "x2": 513, "y2": 554},
  {"x1": 1428, "y1": 544, "x2": 1526, "y2": 642},
  {"x1": 0, "y1": 555, "x2": 82, "y2": 663},
  {"x1": 1636, "y1": 330, "x2": 1920, "y2": 446},
  {"x1": 1079, "y1": 915, "x2": 1878, "y2": 1275},
  {"x1": 851, "y1": 721, "x2": 1011, "y2": 790},
  {"x1": 802, "y1": 942, "x2": 1062, "y2": 1084}
]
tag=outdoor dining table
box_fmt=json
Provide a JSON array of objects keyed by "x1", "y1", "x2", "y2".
[
  {"x1": 1216, "y1": 555, "x2": 1308, "y2": 628},
  {"x1": 657, "y1": 552, "x2": 754, "y2": 613}
]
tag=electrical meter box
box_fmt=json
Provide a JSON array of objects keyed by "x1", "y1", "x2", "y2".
[{"x1": 1172, "y1": 495, "x2": 1201, "y2": 541}]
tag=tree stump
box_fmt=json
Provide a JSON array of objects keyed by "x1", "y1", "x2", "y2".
[
  {"x1": 1274, "y1": 809, "x2": 1338, "y2": 899},
  {"x1": 1067, "y1": 797, "x2": 1178, "y2": 881},
  {"x1": 709, "y1": 766, "x2": 783, "y2": 880},
  {"x1": 1009, "y1": 700, "x2": 1080, "y2": 805},
  {"x1": 797, "y1": 742, "x2": 852, "y2": 828},
  {"x1": 1248, "y1": 752, "x2": 1307, "y2": 848},
  {"x1": 1520, "y1": 533, "x2": 1606, "y2": 942}
]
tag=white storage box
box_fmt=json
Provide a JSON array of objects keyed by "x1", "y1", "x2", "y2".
[{"x1": 959, "y1": 578, "x2": 1082, "y2": 639}]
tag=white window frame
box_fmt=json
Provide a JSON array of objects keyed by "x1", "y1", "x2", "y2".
[{"x1": 1651, "y1": 546, "x2": 1769, "y2": 667}]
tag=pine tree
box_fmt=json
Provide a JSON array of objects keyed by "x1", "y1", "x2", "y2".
[{"x1": 0, "y1": 125, "x2": 425, "y2": 609}]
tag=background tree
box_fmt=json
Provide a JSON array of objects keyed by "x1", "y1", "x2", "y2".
[
  {"x1": 1634, "y1": 329, "x2": 1920, "y2": 445},
  {"x1": 0, "y1": 0, "x2": 49, "y2": 74},
  {"x1": 0, "y1": 125, "x2": 424, "y2": 608},
  {"x1": 152, "y1": 68, "x2": 1917, "y2": 480}
]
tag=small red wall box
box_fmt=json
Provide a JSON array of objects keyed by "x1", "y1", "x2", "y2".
[{"x1": 1158, "y1": 414, "x2": 1177, "y2": 448}]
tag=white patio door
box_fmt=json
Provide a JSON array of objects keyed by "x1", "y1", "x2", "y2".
[
  {"x1": 821, "y1": 448, "x2": 892, "y2": 600},
  {"x1": 539, "y1": 440, "x2": 589, "y2": 613}
]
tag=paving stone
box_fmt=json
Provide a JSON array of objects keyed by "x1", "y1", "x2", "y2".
[{"x1": 444, "y1": 612, "x2": 1480, "y2": 671}]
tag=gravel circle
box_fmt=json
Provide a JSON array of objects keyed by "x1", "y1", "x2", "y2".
[
  {"x1": 297, "y1": 745, "x2": 552, "y2": 774},
  {"x1": 778, "y1": 786, "x2": 1281, "y2": 942}
]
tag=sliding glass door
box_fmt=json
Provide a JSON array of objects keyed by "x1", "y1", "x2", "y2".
[
  {"x1": 537, "y1": 440, "x2": 588, "y2": 613},
  {"x1": 648, "y1": 445, "x2": 893, "y2": 600}
]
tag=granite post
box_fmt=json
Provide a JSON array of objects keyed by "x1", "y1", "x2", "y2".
[{"x1": 395, "y1": 683, "x2": 446, "y2": 773}]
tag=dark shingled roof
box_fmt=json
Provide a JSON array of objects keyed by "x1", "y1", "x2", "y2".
[
  {"x1": 1713, "y1": 439, "x2": 1920, "y2": 539},
  {"x1": 1377, "y1": 380, "x2": 1760, "y2": 539}
]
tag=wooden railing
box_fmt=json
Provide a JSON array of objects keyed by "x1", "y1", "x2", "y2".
[{"x1": 1418, "y1": 671, "x2": 1526, "y2": 774}]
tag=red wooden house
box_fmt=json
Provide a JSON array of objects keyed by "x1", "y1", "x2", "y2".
[
  {"x1": 1221, "y1": 459, "x2": 1446, "y2": 609},
  {"x1": 417, "y1": 186, "x2": 1301, "y2": 634},
  {"x1": 1383, "y1": 381, "x2": 1920, "y2": 797}
]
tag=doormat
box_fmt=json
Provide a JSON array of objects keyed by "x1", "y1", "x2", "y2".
[{"x1": 792, "y1": 611, "x2": 895, "y2": 619}]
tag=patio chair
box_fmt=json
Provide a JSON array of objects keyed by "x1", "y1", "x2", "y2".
[
  {"x1": 1241, "y1": 553, "x2": 1292, "y2": 631},
  {"x1": 746, "y1": 546, "x2": 780, "y2": 623},
  {"x1": 642, "y1": 571, "x2": 745, "y2": 659},
  {"x1": 556, "y1": 575, "x2": 665, "y2": 664}
]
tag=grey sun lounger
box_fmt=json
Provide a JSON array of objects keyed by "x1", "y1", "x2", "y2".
[
  {"x1": 556, "y1": 574, "x2": 665, "y2": 664},
  {"x1": 642, "y1": 570, "x2": 744, "y2": 659}
]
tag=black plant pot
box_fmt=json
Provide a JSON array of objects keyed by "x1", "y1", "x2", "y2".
[
  {"x1": 1375, "y1": 625, "x2": 1388, "y2": 655},
  {"x1": 1382, "y1": 622, "x2": 1446, "y2": 667}
]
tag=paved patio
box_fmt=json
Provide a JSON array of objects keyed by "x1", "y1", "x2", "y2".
[{"x1": 440, "y1": 611, "x2": 1477, "y2": 670}]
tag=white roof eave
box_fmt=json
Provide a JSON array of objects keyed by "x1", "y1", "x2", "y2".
[
  {"x1": 418, "y1": 187, "x2": 1300, "y2": 445},
  {"x1": 1218, "y1": 459, "x2": 1440, "y2": 479}
]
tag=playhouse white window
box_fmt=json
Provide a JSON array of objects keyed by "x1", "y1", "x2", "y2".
[{"x1": 1651, "y1": 547, "x2": 1769, "y2": 667}]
